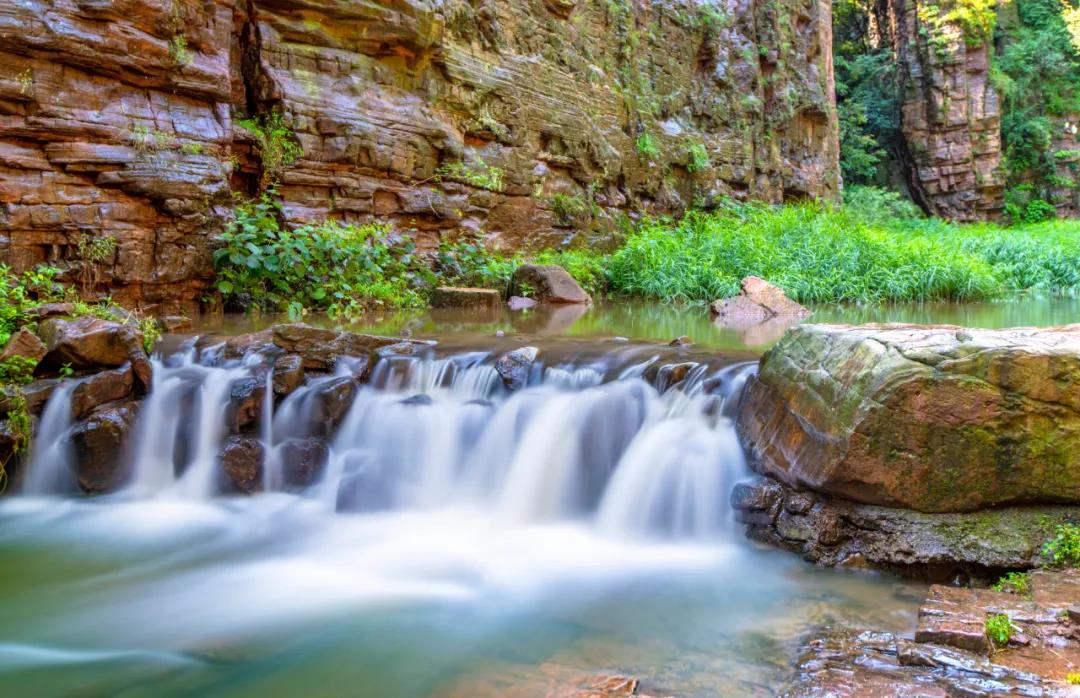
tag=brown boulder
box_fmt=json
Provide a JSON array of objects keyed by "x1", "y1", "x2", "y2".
[
  {"x1": 71, "y1": 366, "x2": 134, "y2": 420},
  {"x1": 0, "y1": 329, "x2": 46, "y2": 364},
  {"x1": 509, "y1": 265, "x2": 591, "y2": 304},
  {"x1": 305, "y1": 377, "x2": 358, "y2": 434},
  {"x1": 272, "y1": 354, "x2": 305, "y2": 397},
  {"x1": 226, "y1": 376, "x2": 265, "y2": 433},
  {"x1": 37, "y1": 317, "x2": 152, "y2": 392},
  {"x1": 71, "y1": 401, "x2": 139, "y2": 494},
  {"x1": 22, "y1": 304, "x2": 75, "y2": 322},
  {"x1": 220, "y1": 435, "x2": 264, "y2": 494},
  {"x1": 430, "y1": 287, "x2": 502, "y2": 310},
  {"x1": 738, "y1": 324, "x2": 1080, "y2": 512},
  {"x1": 710, "y1": 276, "x2": 810, "y2": 321}
]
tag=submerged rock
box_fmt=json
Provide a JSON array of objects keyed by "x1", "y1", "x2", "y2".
[
  {"x1": 732, "y1": 476, "x2": 1078, "y2": 579},
  {"x1": 271, "y1": 323, "x2": 433, "y2": 372},
  {"x1": 430, "y1": 287, "x2": 502, "y2": 310},
  {"x1": 738, "y1": 323, "x2": 1080, "y2": 512},
  {"x1": 494, "y1": 346, "x2": 539, "y2": 390},
  {"x1": 220, "y1": 435, "x2": 264, "y2": 494},
  {"x1": 507, "y1": 295, "x2": 538, "y2": 310},
  {"x1": 509, "y1": 265, "x2": 591, "y2": 304},
  {"x1": 71, "y1": 401, "x2": 139, "y2": 493},
  {"x1": 710, "y1": 276, "x2": 809, "y2": 322}
]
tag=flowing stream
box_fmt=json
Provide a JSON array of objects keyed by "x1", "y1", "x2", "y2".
[{"x1": 0, "y1": 302, "x2": 1007, "y2": 696}]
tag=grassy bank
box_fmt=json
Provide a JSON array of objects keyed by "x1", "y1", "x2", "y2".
[{"x1": 211, "y1": 188, "x2": 1080, "y2": 314}]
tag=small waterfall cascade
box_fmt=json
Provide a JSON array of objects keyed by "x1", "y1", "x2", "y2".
[
  {"x1": 21, "y1": 382, "x2": 78, "y2": 495},
  {"x1": 17, "y1": 339, "x2": 756, "y2": 539}
]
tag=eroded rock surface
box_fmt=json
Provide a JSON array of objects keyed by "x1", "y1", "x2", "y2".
[
  {"x1": 732, "y1": 475, "x2": 1078, "y2": 578},
  {"x1": 781, "y1": 570, "x2": 1080, "y2": 696},
  {"x1": 0, "y1": 0, "x2": 840, "y2": 307},
  {"x1": 737, "y1": 323, "x2": 1080, "y2": 512}
]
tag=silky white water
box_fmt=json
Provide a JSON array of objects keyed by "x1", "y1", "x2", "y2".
[{"x1": 2, "y1": 339, "x2": 920, "y2": 696}]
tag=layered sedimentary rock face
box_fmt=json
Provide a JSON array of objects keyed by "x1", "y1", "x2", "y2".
[
  {"x1": 0, "y1": 0, "x2": 840, "y2": 310},
  {"x1": 878, "y1": 0, "x2": 1005, "y2": 220}
]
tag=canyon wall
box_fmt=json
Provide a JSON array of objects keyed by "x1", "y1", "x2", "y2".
[
  {"x1": 879, "y1": 0, "x2": 1005, "y2": 220},
  {"x1": 0, "y1": 0, "x2": 841, "y2": 312}
]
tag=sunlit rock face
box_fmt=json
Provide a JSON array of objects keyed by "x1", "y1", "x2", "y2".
[
  {"x1": 876, "y1": 0, "x2": 1005, "y2": 220},
  {"x1": 737, "y1": 323, "x2": 1080, "y2": 512},
  {"x1": 0, "y1": 0, "x2": 840, "y2": 311}
]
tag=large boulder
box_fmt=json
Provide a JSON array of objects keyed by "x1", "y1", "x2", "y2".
[
  {"x1": 711, "y1": 276, "x2": 810, "y2": 322},
  {"x1": 737, "y1": 324, "x2": 1080, "y2": 512},
  {"x1": 37, "y1": 317, "x2": 151, "y2": 392},
  {"x1": 71, "y1": 366, "x2": 134, "y2": 420},
  {"x1": 509, "y1": 265, "x2": 591, "y2": 304},
  {"x1": 71, "y1": 401, "x2": 140, "y2": 493}
]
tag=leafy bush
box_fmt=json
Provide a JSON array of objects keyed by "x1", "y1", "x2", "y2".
[
  {"x1": 214, "y1": 194, "x2": 436, "y2": 318},
  {"x1": 1042, "y1": 523, "x2": 1080, "y2": 567},
  {"x1": 0, "y1": 265, "x2": 68, "y2": 347}
]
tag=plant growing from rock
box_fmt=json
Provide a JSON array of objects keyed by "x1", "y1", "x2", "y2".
[
  {"x1": 436, "y1": 160, "x2": 505, "y2": 192},
  {"x1": 635, "y1": 132, "x2": 659, "y2": 162},
  {"x1": 985, "y1": 613, "x2": 1015, "y2": 648},
  {"x1": 77, "y1": 234, "x2": 118, "y2": 293},
  {"x1": 1067, "y1": 673, "x2": 1080, "y2": 685},
  {"x1": 1043, "y1": 523, "x2": 1080, "y2": 567},
  {"x1": 686, "y1": 142, "x2": 710, "y2": 173},
  {"x1": 992, "y1": 571, "x2": 1031, "y2": 596},
  {"x1": 235, "y1": 109, "x2": 303, "y2": 188}
]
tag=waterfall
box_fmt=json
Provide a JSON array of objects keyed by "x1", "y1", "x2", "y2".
[
  {"x1": 16, "y1": 340, "x2": 756, "y2": 540},
  {"x1": 21, "y1": 382, "x2": 77, "y2": 495}
]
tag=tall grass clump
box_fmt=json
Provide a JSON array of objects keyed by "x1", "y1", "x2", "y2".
[{"x1": 608, "y1": 200, "x2": 1002, "y2": 304}]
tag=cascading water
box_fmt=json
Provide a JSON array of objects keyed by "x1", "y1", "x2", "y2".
[
  {"x1": 19, "y1": 340, "x2": 755, "y2": 539},
  {"x1": 21, "y1": 382, "x2": 77, "y2": 495}
]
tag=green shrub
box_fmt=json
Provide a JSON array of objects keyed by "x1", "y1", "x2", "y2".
[
  {"x1": 635, "y1": 132, "x2": 659, "y2": 161},
  {"x1": 1042, "y1": 523, "x2": 1080, "y2": 567},
  {"x1": 985, "y1": 613, "x2": 1014, "y2": 647},
  {"x1": 0, "y1": 357, "x2": 37, "y2": 385},
  {"x1": 991, "y1": 571, "x2": 1030, "y2": 595},
  {"x1": 1067, "y1": 673, "x2": 1080, "y2": 685},
  {"x1": 214, "y1": 194, "x2": 436, "y2": 318},
  {"x1": 686, "y1": 142, "x2": 710, "y2": 173}
]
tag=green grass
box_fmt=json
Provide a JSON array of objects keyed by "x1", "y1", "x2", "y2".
[{"x1": 607, "y1": 197, "x2": 1080, "y2": 304}]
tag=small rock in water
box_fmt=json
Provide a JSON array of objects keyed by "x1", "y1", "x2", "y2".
[
  {"x1": 400, "y1": 394, "x2": 433, "y2": 406},
  {"x1": 495, "y1": 330, "x2": 505, "y2": 338},
  {"x1": 509, "y1": 264, "x2": 591, "y2": 304},
  {"x1": 494, "y1": 346, "x2": 539, "y2": 390},
  {"x1": 612, "y1": 336, "x2": 629, "y2": 343},
  {"x1": 669, "y1": 335, "x2": 692, "y2": 347},
  {"x1": 507, "y1": 296, "x2": 538, "y2": 311},
  {"x1": 711, "y1": 276, "x2": 810, "y2": 320}
]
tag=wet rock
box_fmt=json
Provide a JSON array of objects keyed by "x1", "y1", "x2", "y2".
[
  {"x1": 159, "y1": 316, "x2": 193, "y2": 333},
  {"x1": 643, "y1": 361, "x2": 697, "y2": 392},
  {"x1": 37, "y1": 317, "x2": 151, "y2": 392},
  {"x1": 226, "y1": 377, "x2": 265, "y2": 433},
  {"x1": 220, "y1": 436, "x2": 264, "y2": 494},
  {"x1": 710, "y1": 276, "x2": 810, "y2": 322},
  {"x1": 732, "y1": 476, "x2": 1080, "y2": 579},
  {"x1": 668, "y1": 335, "x2": 692, "y2": 347},
  {"x1": 782, "y1": 570, "x2": 1080, "y2": 696},
  {"x1": 507, "y1": 296, "x2": 538, "y2": 310},
  {"x1": 206, "y1": 330, "x2": 274, "y2": 361},
  {"x1": 272, "y1": 354, "x2": 305, "y2": 397},
  {"x1": 71, "y1": 401, "x2": 139, "y2": 494},
  {"x1": 0, "y1": 329, "x2": 46, "y2": 364},
  {"x1": 272, "y1": 324, "x2": 432, "y2": 372},
  {"x1": 71, "y1": 366, "x2": 133, "y2": 420},
  {"x1": 430, "y1": 287, "x2": 502, "y2": 310},
  {"x1": 509, "y1": 265, "x2": 591, "y2": 304},
  {"x1": 401, "y1": 394, "x2": 434, "y2": 406},
  {"x1": 566, "y1": 674, "x2": 640, "y2": 697},
  {"x1": 0, "y1": 421, "x2": 21, "y2": 473},
  {"x1": 738, "y1": 323, "x2": 1080, "y2": 513},
  {"x1": 20, "y1": 379, "x2": 60, "y2": 416},
  {"x1": 306, "y1": 377, "x2": 358, "y2": 434},
  {"x1": 494, "y1": 346, "x2": 539, "y2": 390},
  {"x1": 280, "y1": 437, "x2": 329, "y2": 488},
  {"x1": 22, "y1": 304, "x2": 75, "y2": 322}
]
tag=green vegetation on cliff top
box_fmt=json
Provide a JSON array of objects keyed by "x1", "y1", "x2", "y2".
[{"x1": 212, "y1": 187, "x2": 1080, "y2": 316}]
